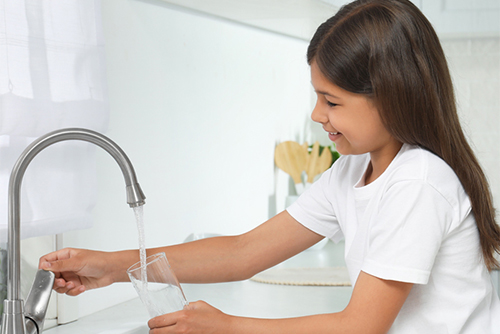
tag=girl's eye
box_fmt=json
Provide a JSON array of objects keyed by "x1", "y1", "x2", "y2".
[{"x1": 326, "y1": 101, "x2": 338, "y2": 107}]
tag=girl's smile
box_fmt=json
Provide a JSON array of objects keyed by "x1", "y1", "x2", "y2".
[{"x1": 328, "y1": 131, "x2": 342, "y2": 142}]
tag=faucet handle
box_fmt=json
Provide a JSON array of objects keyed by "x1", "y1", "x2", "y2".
[{"x1": 24, "y1": 270, "x2": 55, "y2": 334}]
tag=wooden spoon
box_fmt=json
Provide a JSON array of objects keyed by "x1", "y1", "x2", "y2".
[
  {"x1": 306, "y1": 143, "x2": 333, "y2": 187},
  {"x1": 316, "y1": 146, "x2": 333, "y2": 175},
  {"x1": 305, "y1": 141, "x2": 320, "y2": 183},
  {"x1": 274, "y1": 141, "x2": 307, "y2": 194}
]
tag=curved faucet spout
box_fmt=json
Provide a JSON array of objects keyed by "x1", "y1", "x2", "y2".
[{"x1": 2, "y1": 128, "x2": 146, "y2": 334}]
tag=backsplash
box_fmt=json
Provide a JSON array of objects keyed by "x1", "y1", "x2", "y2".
[{"x1": 442, "y1": 36, "x2": 500, "y2": 210}]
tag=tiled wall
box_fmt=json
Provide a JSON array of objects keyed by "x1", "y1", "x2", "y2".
[{"x1": 442, "y1": 36, "x2": 500, "y2": 209}]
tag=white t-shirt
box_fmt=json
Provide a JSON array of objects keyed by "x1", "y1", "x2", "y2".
[{"x1": 287, "y1": 144, "x2": 500, "y2": 333}]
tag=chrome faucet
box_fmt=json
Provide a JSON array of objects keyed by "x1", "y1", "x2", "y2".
[{"x1": 1, "y1": 128, "x2": 146, "y2": 334}]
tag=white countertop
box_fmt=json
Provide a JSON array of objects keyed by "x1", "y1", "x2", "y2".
[{"x1": 45, "y1": 240, "x2": 353, "y2": 333}]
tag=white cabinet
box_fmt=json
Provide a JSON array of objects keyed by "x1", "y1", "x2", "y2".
[
  {"x1": 421, "y1": 0, "x2": 500, "y2": 36},
  {"x1": 157, "y1": 0, "x2": 499, "y2": 39},
  {"x1": 157, "y1": 0, "x2": 340, "y2": 40}
]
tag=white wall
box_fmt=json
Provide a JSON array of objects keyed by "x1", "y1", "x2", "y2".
[
  {"x1": 60, "y1": 0, "x2": 313, "y2": 317},
  {"x1": 441, "y1": 35, "x2": 500, "y2": 209}
]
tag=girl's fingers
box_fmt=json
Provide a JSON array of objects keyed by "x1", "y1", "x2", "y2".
[
  {"x1": 38, "y1": 248, "x2": 73, "y2": 268},
  {"x1": 53, "y1": 278, "x2": 71, "y2": 294},
  {"x1": 66, "y1": 285, "x2": 86, "y2": 296},
  {"x1": 52, "y1": 278, "x2": 85, "y2": 296},
  {"x1": 54, "y1": 278, "x2": 66, "y2": 288},
  {"x1": 53, "y1": 287, "x2": 69, "y2": 294},
  {"x1": 148, "y1": 312, "x2": 179, "y2": 329}
]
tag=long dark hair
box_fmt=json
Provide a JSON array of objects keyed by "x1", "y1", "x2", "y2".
[{"x1": 308, "y1": 0, "x2": 500, "y2": 270}]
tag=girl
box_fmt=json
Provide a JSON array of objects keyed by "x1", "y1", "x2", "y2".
[{"x1": 39, "y1": 0, "x2": 500, "y2": 333}]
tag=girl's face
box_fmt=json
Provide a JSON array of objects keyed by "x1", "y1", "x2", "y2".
[{"x1": 310, "y1": 61, "x2": 400, "y2": 162}]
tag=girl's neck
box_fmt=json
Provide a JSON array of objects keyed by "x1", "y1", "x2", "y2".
[{"x1": 365, "y1": 141, "x2": 403, "y2": 185}]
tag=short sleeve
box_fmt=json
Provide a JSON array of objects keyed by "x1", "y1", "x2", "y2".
[
  {"x1": 362, "y1": 181, "x2": 454, "y2": 284},
  {"x1": 286, "y1": 170, "x2": 344, "y2": 242}
]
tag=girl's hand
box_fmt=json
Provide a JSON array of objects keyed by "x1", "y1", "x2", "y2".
[
  {"x1": 38, "y1": 248, "x2": 123, "y2": 296},
  {"x1": 148, "y1": 301, "x2": 232, "y2": 334}
]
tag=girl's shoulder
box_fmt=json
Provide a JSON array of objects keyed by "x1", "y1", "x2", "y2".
[
  {"x1": 385, "y1": 144, "x2": 469, "y2": 210},
  {"x1": 389, "y1": 144, "x2": 459, "y2": 185}
]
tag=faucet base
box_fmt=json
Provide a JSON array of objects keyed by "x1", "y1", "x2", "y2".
[{"x1": 1, "y1": 299, "x2": 26, "y2": 334}]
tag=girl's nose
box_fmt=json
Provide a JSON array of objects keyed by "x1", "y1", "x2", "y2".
[{"x1": 311, "y1": 102, "x2": 327, "y2": 124}]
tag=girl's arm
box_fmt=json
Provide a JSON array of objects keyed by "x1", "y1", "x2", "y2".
[
  {"x1": 150, "y1": 210, "x2": 326, "y2": 283},
  {"x1": 39, "y1": 211, "x2": 324, "y2": 293},
  {"x1": 148, "y1": 271, "x2": 413, "y2": 334}
]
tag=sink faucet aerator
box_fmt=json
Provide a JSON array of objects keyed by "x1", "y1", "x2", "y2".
[{"x1": 1, "y1": 128, "x2": 146, "y2": 334}]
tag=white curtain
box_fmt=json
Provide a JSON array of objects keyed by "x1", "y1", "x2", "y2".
[{"x1": 0, "y1": 0, "x2": 109, "y2": 242}]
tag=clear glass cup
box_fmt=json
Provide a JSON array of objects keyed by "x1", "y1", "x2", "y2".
[{"x1": 127, "y1": 252, "x2": 188, "y2": 317}]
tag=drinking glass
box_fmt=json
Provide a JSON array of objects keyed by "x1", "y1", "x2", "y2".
[{"x1": 127, "y1": 252, "x2": 188, "y2": 317}]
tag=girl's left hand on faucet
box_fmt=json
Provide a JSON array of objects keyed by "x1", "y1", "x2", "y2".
[{"x1": 38, "y1": 247, "x2": 120, "y2": 296}]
